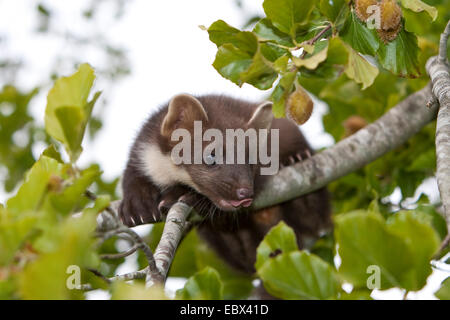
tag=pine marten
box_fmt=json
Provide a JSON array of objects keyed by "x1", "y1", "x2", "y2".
[{"x1": 119, "y1": 94, "x2": 331, "y2": 274}]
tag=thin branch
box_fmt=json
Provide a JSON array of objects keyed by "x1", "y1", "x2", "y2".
[
  {"x1": 81, "y1": 269, "x2": 148, "y2": 291},
  {"x1": 426, "y1": 20, "x2": 450, "y2": 256},
  {"x1": 116, "y1": 226, "x2": 159, "y2": 275},
  {"x1": 306, "y1": 24, "x2": 332, "y2": 45},
  {"x1": 100, "y1": 244, "x2": 139, "y2": 259},
  {"x1": 90, "y1": 201, "x2": 161, "y2": 284},
  {"x1": 146, "y1": 202, "x2": 192, "y2": 286}
]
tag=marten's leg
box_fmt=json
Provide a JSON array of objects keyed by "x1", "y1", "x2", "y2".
[{"x1": 279, "y1": 188, "x2": 332, "y2": 249}]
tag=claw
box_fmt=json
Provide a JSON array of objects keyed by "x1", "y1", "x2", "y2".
[
  {"x1": 129, "y1": 216, "x2": 136, "y2": 227},
  {"x1": 296, "y1": 153, "x2": 302, "y2": 161},
  {"x1": 305, "y1": 150, "x2": 312, "y2": 158},
  {"x1": 289, "y1": 156, "x2": 295, "y2": 164}
]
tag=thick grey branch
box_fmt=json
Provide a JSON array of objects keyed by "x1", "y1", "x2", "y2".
[
  {"x1": 253, "y1": 84, "x2": 437, "y2": 209},
  {"x1": 426, "y1": 20, "x2": 450, "y2": 254},
  {"x1": 439, "y1": 21, "x2": 450, "y2": 63}
]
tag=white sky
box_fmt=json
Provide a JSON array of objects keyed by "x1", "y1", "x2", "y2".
[{"x1": 0, "y1": 0, "x2": 447, "y2": 300}]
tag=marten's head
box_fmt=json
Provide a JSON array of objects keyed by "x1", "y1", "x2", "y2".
[{"x1": 148, "y1": 94, "x2": 275, "y2": 211}]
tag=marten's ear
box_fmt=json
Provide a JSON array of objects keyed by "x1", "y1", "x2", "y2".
[
  {"x1": 247, "y1": 101, "x2": 273, "y2": 130},
  {"x1": 161, "y1": 94, "x2": 208, "y2": 137}
]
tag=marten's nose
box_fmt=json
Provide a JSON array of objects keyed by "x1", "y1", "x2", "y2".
[{"x1": 236, "y1": 188, "x2": 253, "y2": 200}]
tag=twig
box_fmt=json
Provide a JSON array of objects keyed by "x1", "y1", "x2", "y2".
[
  {"x1": 100, "y1": 244, "x2": 139, "y2": 259},
  {"x1": 88, "y1": 196, "x2": 161, "y2": 286},
  {"x1": 299, "y1": 24, "x2": 332, "y2": 59},
  {"x1": 306, "y1": 24, "x2": 332, "y2": 45},
  {"x1": 80, "y1": 269, "x2": 148, "y2": 291}
]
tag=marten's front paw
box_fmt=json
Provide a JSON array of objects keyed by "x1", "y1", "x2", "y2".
[
  {"x1": 119, "y1": 190, "x2": 160, "y2": 227},
  {"x1": 157, "y1": 185, "x2": 198, "y2": 214}
]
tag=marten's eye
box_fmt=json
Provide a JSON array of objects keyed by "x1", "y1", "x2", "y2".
[{"x1": 205, "y1": 150, "x2": 216, "y2": 166}]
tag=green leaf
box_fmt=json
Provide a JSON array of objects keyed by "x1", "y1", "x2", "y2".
[
  {"x1": 271, "y1": 71, "x2": 297, "y2": 118},
  {"x1": 6, "y1": 156, "x2": 64, "y2": 214},
  {"x1": 207, "y1": 20, "x2": 241, "y2": 47},
  {"x1": 416, "y1": 204, "x2": 448, "y2": 241},
  {"x1": 0, "y1": 207, "x2": 38, "y2": 265},
  {"x1": 176, "y1": 267, "x2": 223, "y2": 300},
  {"x1": 49, "y1": 164, "x2": 101, "y2": 215},
  {"x1": 335, "y1": 211, "x2": 413, "y2": 289},
  {"x1": 344, "y1": 46, "x2": 379, "y2": 89},
  {"x1": 54, "y1": 106, "x2": 85, "y2": 160},
  {"x1": 435, "y1": 277, "x2": 450, "y2": 300},
  {"x1": 45, "y1": 64, "x2": 100, "y2": 162},
  {"x1": 42, "y1": 145, "x2": 63, "y2": 163},
  {"x1": 340, "y1": 10, "x2": 380, "y2": 56},
  {"x1": 293, "y1": 42, "x2": 329, "y2": 69},
  {"x1": 320, "y1": 0, "x2": 346, "y2": 23},
  {"x1": 213, "y1": 44, "x2": 253, "y2": 86},
  {"x1": 406, "y1": 148, "x2": 435, "y2": 171},
  {"x1": 399, "y1": 0, "x2": 438, "y2": 21},
  {"x1": 263, "y1": 0, "x2": 315, "y2": 36},
  {"x1": 213, "y1": 38, "x2": 278, "y2": 90},
  {"x1": 255, "y1": 221, "x2": 298, "y2": 270},
  {"x1": 194, "y1": 241, "x2": 253, "y2": 300},
  {"x1": 83, "y1": 194, "x2": 111, "y2": 216},
  {"x1": 258, "y1": 251, "x2": 340, "y2": 300},
  {"x1": 253, "y1": 19, "x2": 293, "y2": 47},
  {"x1": 377, "y1": 28, "x2": 421, "y2": 78},
  {"x1": 111, "y1": 282, "x2": 167, "y2": 300},
  {"x1": 386, "y1": 211, "x2": 440, "y2": 291},
  {"x1": 240, "y1": 50, "x2": 279, "y2": 90},
  {"x1": 19, "y1": 212, "x2": 98, "y2": 299}
]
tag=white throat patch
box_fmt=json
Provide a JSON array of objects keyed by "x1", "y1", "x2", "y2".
[{"x1": 137, "y1": 142, "x2": 197, "y2": 190}]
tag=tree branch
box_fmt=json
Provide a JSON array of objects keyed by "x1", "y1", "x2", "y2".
[
  {"x1": 145, "y1": 202, "x2": 192, "y2": 286},
  {"x1": 253, "y1": 84, "x2": 437, "y2": 209},
  {"x1": 426, "y1": 20, "x2": 450, "y2": 255}
]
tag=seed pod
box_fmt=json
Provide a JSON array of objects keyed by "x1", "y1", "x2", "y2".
[
  {"x1": 47, "y1": 174, "x2": 64, "y2": 193},
  {"x1": 343, "y1": 115, "x2": 368, "y2": 137},
  {"x1": 285, "y1": 85, "x2": 314, "y2": 125},
  {"x1": 355, "y1": 0, "x2": 379, "y2": 22},
  {"x1": 380, "y1": 0, "x2": 402, "y2": 31},
  {"x1": 377, "y1": 24, "x2": 402, "y2": 43}
]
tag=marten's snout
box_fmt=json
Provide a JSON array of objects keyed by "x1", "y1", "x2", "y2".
[
  {"x1": 230, "y1": 188, "x2": 253, "y2": 207},
  {"x1": 236, "y1": 188, "x2": 253, "y2": 200}
]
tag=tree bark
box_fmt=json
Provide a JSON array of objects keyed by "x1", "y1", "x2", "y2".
[{"x1": 426, "y1": 21, "x2": 450, "y2": 252}]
